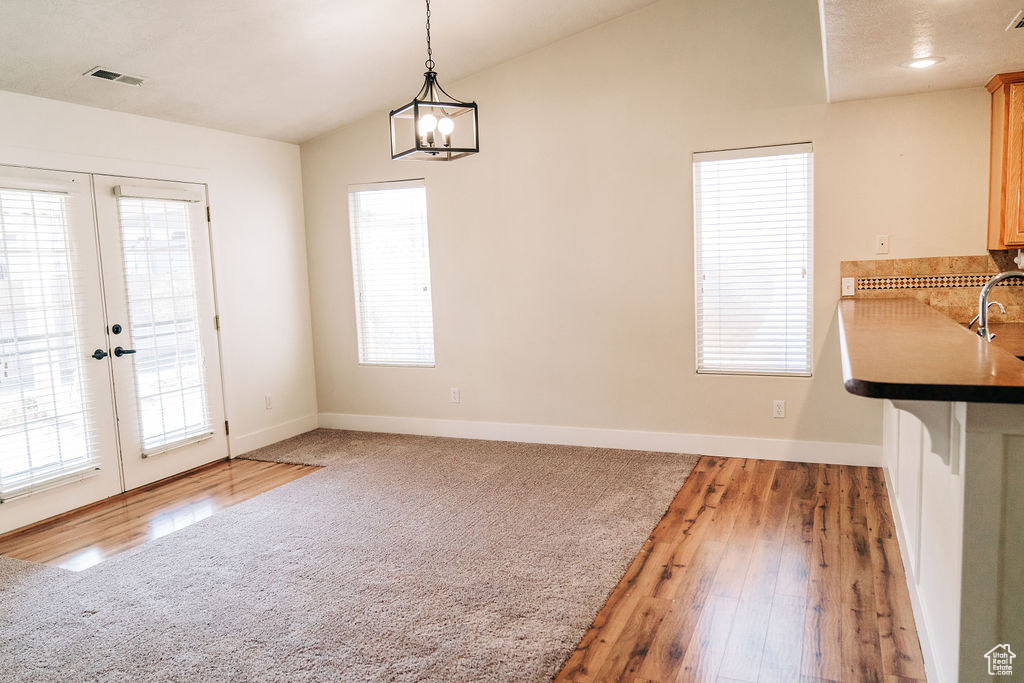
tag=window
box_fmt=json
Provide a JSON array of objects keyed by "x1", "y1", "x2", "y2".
[
  {"x1": 693, "y1": 143, "x2": 813, "y2": 376},
  {"x1": 115, "y1": 195, "x2": 212, "y2": 453},
  {"x1": 348, "y1": 180, "x2": 435, "y2": 366},
  {"x1": 0, "y1": 188, "x2": 98, "y2": 499}
]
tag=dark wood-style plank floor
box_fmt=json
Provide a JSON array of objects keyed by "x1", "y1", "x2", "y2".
[
  {"x1": 0, "y1": 458, "x2": 319, "y2": 571},
  {"x1": 555, "y1": 456, "x2": 926, "y2": 683}
]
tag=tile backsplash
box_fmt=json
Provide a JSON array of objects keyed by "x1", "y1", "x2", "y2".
[{"x1": 840, "y1": 253, "x2": 1024, "y2": 323}]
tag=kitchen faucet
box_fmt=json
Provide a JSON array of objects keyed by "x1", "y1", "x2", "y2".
[{"x1": 972, "y1": 271, "x2": 1024, "y2": 341}]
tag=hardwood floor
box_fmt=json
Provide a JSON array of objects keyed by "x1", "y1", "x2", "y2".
[
  {"x1": 0, "y1": 458, "x2": 319, "y2": 571},
  {"x1": 555, "y1": 456, "x2": 925, "y2": 683},
  {"x1": 1, "y1": 451, "x2": 922, "y2": 680}
]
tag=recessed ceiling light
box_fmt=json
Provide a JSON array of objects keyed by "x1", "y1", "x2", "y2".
[{"x1": 901, "y1": 57, "x2": 945, "y2": 69}]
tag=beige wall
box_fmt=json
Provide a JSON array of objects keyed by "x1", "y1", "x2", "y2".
[
  {"x1": 0, "y1": 90, "x2": 319, "y2": 454},
  {"x1": 300, "y1": 0, "x2": 990, "y2": 451}
]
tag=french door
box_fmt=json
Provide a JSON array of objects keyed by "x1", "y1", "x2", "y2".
[
  {"x1": 0, "y1": 167, "x2": 121, "y2": 532},
  {"x1": 0, "y1": 167, "x2": 227, "y2": 534},
  {"x1": 93, "y1": 176, "x2": 226, "y2": 491}
]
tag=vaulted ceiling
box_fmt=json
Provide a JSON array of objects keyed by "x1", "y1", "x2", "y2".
[
  {"x1": 2, "y1": 1, "x2": 1023, "y2": 143},
  {"x1": 0, "y1": 0, "x2": 656, "y2": 143}
]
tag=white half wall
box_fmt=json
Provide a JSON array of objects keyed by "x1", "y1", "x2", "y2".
[
  {"x1": 0, "y1": 90, "x2": 319, "y2": 456},
  {"x1": 882, "y1": 399, "x2": 1024, "y2": 682}
]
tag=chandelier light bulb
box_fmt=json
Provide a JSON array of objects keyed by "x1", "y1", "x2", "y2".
[
  {"x1": 437, "y1": 117, "x2": 455, "y2": 135},
  {"x1": 418, "y1": 114, "x2": 438, "y2": 135}
]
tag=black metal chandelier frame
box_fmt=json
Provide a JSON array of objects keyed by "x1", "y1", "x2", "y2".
[{"x1": 389, "y1": 0, "x2": 479, "y2": 161}]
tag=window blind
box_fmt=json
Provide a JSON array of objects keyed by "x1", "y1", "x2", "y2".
[
  {"x1": 0, "y1": 188, "x2": 100, "y2": 500},
  {"x1": 115, "y1": 196, "x2": 213, "y2": 454},
  {"x1": 693, "y1": 143, "x2": 813, "y2": 376},
  {"x1": 348, "y1": 180, "x2": 435, "y2": 367}
]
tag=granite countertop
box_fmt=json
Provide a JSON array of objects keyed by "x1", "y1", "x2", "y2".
[{"x1": 837, "y1": 298, "x2": 1024, "y2": 403}]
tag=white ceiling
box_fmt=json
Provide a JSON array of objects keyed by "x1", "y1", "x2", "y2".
[
  {"x1": 0, "y1": 0, "x2": 656, "y2": 143},
  {"x1": 822, "y1": 0, "x2": 1024, "y2": 101},
  {"x1": 5, "y1": 1, "x2": 1023, "y2": 141}
]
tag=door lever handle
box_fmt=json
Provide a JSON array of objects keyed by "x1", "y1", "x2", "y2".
[
  {"x1": 114, "y1": 346, "x2": 137, "y2": 357},
  {"x1": 92, "y1": 349, "x2": 109, "y2": 360}
]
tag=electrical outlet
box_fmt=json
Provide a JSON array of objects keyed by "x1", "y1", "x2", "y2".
[
  {"x1": 772, "y1": 400, "x2": 786, "y2": 418},
  {"x1": 264, "y1": 394, "x2": 272, "y2": 410},
  {"x1": 841, "y1": 277, "x2": 855, "y2": 297},
  {"x1": 449, "y1": 387, "x2": 461, "y2": 404},
  {"x1": 875, "y1": 234, "x2": 890, "y2": 254}
]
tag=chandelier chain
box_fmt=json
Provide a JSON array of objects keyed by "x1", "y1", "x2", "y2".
[{"x1": 424, "y1": 0, "x2": 434, "y2": 71}]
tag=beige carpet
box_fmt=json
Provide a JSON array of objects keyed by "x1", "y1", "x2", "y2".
[{"x1": 0, "y1": 429, "x2": 697, "y2": 681}]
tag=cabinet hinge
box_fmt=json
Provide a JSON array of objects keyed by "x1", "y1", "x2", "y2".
[
  {"x1": 224, "y1": 420, "x2": 230, "y2": 435},
  {"x1": 206, "y1": 206, "x2": 211, "y2": 223},
  {"x1": 214, "y1": 314, "x2": 220, "y2": 330}
]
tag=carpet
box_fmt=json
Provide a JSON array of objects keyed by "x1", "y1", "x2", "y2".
[{"x1": 0, "y1": 429, "x2": 698, "y2": 681}]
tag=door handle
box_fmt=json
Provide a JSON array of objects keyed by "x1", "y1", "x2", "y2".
[
  {"x1": 114, "y1": 346, "x2": 137, "y2": 357},
  {"x1": 92, "y1": 349, "x2": 109, "y2": 360}
]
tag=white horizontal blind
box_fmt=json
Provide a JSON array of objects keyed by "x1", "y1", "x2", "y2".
[
  {"x1": 0, "y1": 188, "x2": 99, "y2": 499},
  {"x1": 348, "y1": 180, "x2": 435, "y2": 366},
  {"x1": 694, "y1": 144, "x2": 813, "y2": 376},
  {"x1": 116, "y1": 197, "x2": 212, "y2": 453}
]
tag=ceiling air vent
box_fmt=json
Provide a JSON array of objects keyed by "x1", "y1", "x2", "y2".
[
  {"x1": 1008, "y1": 9, "x2": 1024, "y2": 30},
  {"x1": 83, "y1": 66, "x2": 145, "y2": 87}
]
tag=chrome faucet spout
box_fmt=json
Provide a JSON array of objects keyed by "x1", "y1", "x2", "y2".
[
  {"x1": 968, "y1": 300, "x2": 1006, "y2": 330},
  {"x1": 977, "y1": 271, "x2": 1024, "y2": 341}
]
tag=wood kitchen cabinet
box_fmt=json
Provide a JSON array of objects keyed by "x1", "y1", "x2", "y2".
[{"x1": 988, "y1": 71, "x2": 1024, "y2": 249}]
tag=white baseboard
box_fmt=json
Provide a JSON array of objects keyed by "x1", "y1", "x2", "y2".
[
  {"x1": 882, "y1": 466, "x2": 941, "y2": 683},
  {"x1": 230, "y1": 414, "x2": 319, "y2": 456},
  {"x1": 317, "y1": 413, "x2": 881, "y2": 466}
]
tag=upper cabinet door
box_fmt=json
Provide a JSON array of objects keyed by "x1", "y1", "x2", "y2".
[
  {"x1": 91, "y1": 175, "x2": 228, "y2": 491},
  {"x1": 1007, "y1": 82, "x2": 1024, "y2": 246},
  {"x1": 988, "y1": 73, "x2": 1024, "y2": 249}
]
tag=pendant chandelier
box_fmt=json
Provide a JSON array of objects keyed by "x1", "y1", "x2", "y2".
[{"x1": 389, "y1": 0, "x2": 479, "y2": 161}]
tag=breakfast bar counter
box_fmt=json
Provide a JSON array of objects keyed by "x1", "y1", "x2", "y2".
[{"x1": 837, "y1": 297, "x2": 1024, "y2": 403}]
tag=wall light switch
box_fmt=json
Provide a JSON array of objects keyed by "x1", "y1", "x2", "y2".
[
  {"x1": 841, "y1": 277, "x2": 855, "y2": 297},
  {"x1": 264, "y1": 394, "x2": 273, "y2": 410},
  {"x1": 875, "y1": 234, "x2": 890, "y2": 254}
]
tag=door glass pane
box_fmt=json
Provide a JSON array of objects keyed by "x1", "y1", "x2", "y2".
[
  {"x1": 116, "y1": 197, "x2": 211, "y2": 453},
  {"x1": 0, "y1": 189, "x2": 97, "y2": 499}
]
